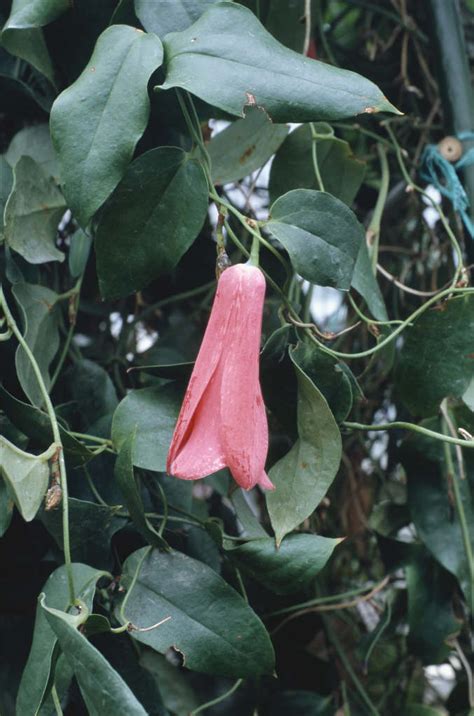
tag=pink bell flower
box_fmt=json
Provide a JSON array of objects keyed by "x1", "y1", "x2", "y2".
[{"x1": 167, "y1": 262, "x2": 274, "y2": 491}]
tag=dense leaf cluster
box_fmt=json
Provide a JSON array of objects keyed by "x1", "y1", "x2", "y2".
[{"x1": 1, "y1": 1, "x2": 474, "y2": 715}]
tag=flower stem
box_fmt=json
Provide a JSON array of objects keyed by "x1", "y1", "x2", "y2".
[{"x1": 0, "y1": 286, "x2": 75, "y2": 604}]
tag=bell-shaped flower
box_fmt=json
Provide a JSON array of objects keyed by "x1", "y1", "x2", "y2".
[{"x1": 167, "y1": 262, "x2": 273, "y2": 491}]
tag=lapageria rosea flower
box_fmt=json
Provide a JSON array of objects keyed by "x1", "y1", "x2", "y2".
[{"x1": 167, "y1": 262, "x2": 274, "y2": 491}]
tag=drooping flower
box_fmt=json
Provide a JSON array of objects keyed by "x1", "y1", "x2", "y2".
[{"x1": 167, "y1": 262, "x2": 273, "y2": 491}]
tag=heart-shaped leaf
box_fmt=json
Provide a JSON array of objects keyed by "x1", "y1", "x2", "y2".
[
  {"x1": 266, "y1": 189, "x2": 364, "y2": 290},
  {"x1": 160, "y1": 1, "x2": 399, "y2": 121},
  {"x1": 95, "y1": 147, "x2": 208, "y2": 299},
  {"x1": 50, "y1": 25, "x2": 163, "y2": 227}
]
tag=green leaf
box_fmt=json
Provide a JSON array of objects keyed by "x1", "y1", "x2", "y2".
[
  {"x1": 291, "y1": 341, "x2": 353, "y2": 423},
  {"x1": 4, "y1": 156, "x2": 66, "y2": 264},
  {"x1": 351, "y1": 238, "x2": 388, "y2": 321},
  {"x1": 0, "y1": 479, "x2": 13, "y2": 537},
  {"x1": 135, "y1": 0, "x2": 218, "y2": 36},
  {"x1": 112, "y1": 383, "x2": 182, "y2": 472},
  {"x1": 115, "y1": 434, "x2": 169, "y2": 549},
  {"x1": 16, "y1": 563, "x2": 105, "y2": 716},
  {"x1": 0, "y1": 155, "x2": 13, "y2": 237},
  {"x1": 1, "y1": 0, "x2": 68, "y2": 83},
  {"x1": 68, "y1": 229, "x2": 92, "y2": 278},
  {"x1": 228, "y1": 533, "x2": 341, "y2": 595},
  {"x1": 0, "y1": 386, "x2": 93, "y2": 463},
  {"x1": 95, "y1": 147, "x2": 208, "y2": 299},
  {"x1": 262, "y1": 691, "x2": 334, "y2": 716},
  {"x1": 208, "y1": 105, "x2": 288, "y2": 185},
  {"x1": 406, "y1": 547, "x2": 460, "y2": 664},
  {"x1": 402, "y1": 430, "x2": 474, "y2": 606},
  {"x1": 159, "y1": 1, "x2": 399, "y2": 122},
  {"x1": 264, "y1": 0, "x2": 309, "y2": 53},
  {"x1": 266, "y1": 189, "x2": 364, "y2": 290},
  {"x1": 66, "y1": 359, "x2": 118, "y2": 427},
  {"x1": 404, "y1": 706, "x2": 446, "y2": 716},
  {"x1": 140, "y1": 650, "x2": 200, "y2": 716},
  {"x1": 396, "y1": 294, "x2": 474, "y2": 416},
  {"x1": 5, "y1": 123, "x2": 59, "y2": 180},
  {"x1": 0, "y1": 435, "x2": 54, "y2": 521},
  {"x1": 120, "y1": 547, "x2": 275, "y2": 677},
  {"x1": 50, "y1": 25, "x2": 163, "y2": 227},
  {"x1": 266, "y1": 347, "x2": 342, "y2": 545},
  {"x1": 230, "y1": 488, "x2": 268, "y2": 539},
  {"x1": 40, "y1": 596, "x2": 147, "y2": 716},
  {"x1": 40, "y1": 498, "x2": 127, "y2": 569},
  {"x1": 13, "y1": 282, "x2": 60, "y2": 407},
  {"x1": 269, "y1": 123, "x2": 366, "y2": 206}
]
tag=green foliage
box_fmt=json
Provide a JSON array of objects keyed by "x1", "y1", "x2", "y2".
[{"x1": 0, "y1": 0, "x2": 472, "y2": 713}]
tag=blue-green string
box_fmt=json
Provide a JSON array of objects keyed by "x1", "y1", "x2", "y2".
[{"x1": 419, "y1": 131, "x2": 474, "y2": 239}]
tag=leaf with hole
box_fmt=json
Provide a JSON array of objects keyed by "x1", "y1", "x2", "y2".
[
  {"x1": 120, "y1": 547, "x2": 275, "y2": 677},
  {"x1": 159, "y1": 1, "x2": 399, "y2": 121},
  {"x1": 50, "y1": 25, "x2": 163, "y2": 227},
  {"x1": 95, "y1": 147, "x2": 208, "y2": 299}
]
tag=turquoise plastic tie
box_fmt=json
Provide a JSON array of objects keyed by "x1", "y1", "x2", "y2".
[{"x1": 419, "y1": 131, "x2": 474, "y2": 239}]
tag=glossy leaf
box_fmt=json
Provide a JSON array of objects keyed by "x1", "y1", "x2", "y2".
[
  {"x1": 1, "y1": 0, "x2": 68, "y2": 83},
  {"x1": 269, "y1": 123, "x2": 366, "y2": 206},
  {"x1": 0, "y1": 436, "x2": 54, "y2": 522},
  {"x1": 41, "y1": 597, "x2": 147, "y2": 715},
  {"x1": 352, "y1": 238, "x2": 388, "y2": 321},
  {"x1": 135, "y1": 0, "x2": 218, "y2": 36},
  {"x1": 396, "y1": 294, "x2": 474, "y2": 416},
  {"x1": 120, "y1": 547, "x2": 275, "y2": 677},
  {"x1": 140, "y1": 650, "x2": 200, "y2": 716},
  {"x1": 266, "y1": 348, "x2": 342, "y2": 545},
  {"x1": 17, "y1": 563, "x2": 105, "y2": 716},
  {"x1": 112, "y1": 383, "x2": 182, "y2": 472},
  {"x1": 0, "y1": 156, "x2": 13, "y2": 236},
  {"x1": 402, "y1": 430, "x2": 474, "y2": 606},
  {"x1": 291, "y1": 341, "x2": 353, "y2": 423},
  {"x1": 95, "y1": 147, "x2": 208, "y2": 298},
  {"x1": 160, "y1": 1, "x2": 398, "y2": 122},
  {"x1": 66, "y1": 359, "x2": 118, "y2": 427},
  {"x1": 406, "y1": 548, "x2": 460, "y2": 663},
  {"x1": 5, "y1": 123, "x2": 59, "y2": 179},
  {"x1": 208, "y1": 105, "x2": 288, "y2": 185},
  {"x1": 228, "y1": 533, "x2": 341, "y2": 594},
  {"x1": 115, "y1": 434, "x2": 169, "y2": 549},
  {"x1": 0, "y1": 480, "x2": 13, "y2": 537},
  {"x1": 0, "y1": 386, "x2": 93, "y2": 463},
  {"x1": 266, "y1": 189, "x2": 364, "y2": 290},
  {"x1": 40, "y1": 498, "x2": 127, "y2": 569},
  {"x1": 4, "y1": 156, "x2": 65, "y2": 264},
  {"x1": 50, "y1": 25, "x2": 163, "y2": 227},
  {"x1": 68, "y1": 229, "x2": 92, "y2": 278},
  {"x1": 13, "y1": 282, "x2": 60, "y2": 407}
]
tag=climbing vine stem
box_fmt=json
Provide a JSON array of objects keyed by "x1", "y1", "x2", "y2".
[{"x1": 0, "y1": 285, "x2": 75, "y2": 604}]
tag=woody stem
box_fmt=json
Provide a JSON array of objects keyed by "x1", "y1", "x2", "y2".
[{"x1": 0, "y1": 285, "x2": 75, "y2": 604}]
